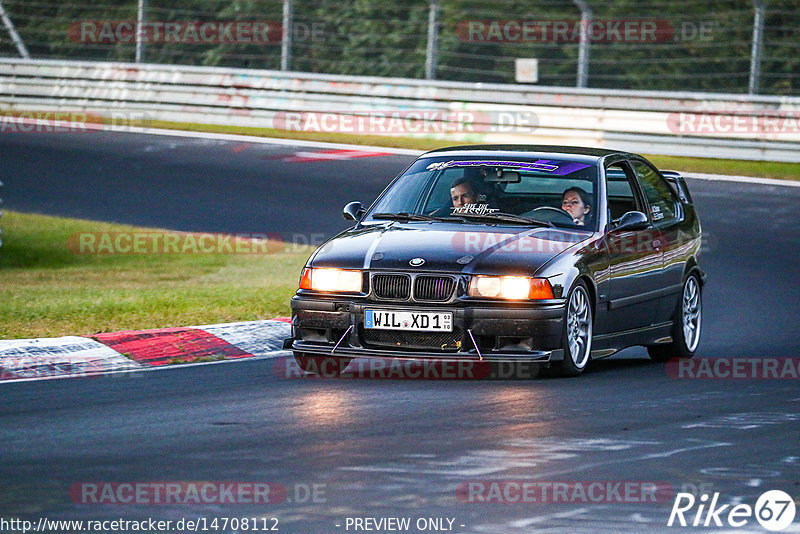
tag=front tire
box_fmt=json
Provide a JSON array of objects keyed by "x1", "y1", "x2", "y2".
[
  {"x1": 293, "y1": 353, "x2": 352, "y2": 377},
  {"x1": 648, "y1": 273, "x2": 702, "y2": 362},
  {"x1": 552, "y1": 281, "x2": 593, "y2": 377}
]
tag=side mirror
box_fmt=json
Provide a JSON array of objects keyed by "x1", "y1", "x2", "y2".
[
  {"x1": 343, "y1": 201, "x2": 366, "y2": 221},
  {"x1": 611, "y1": 211, "x2": 649, "y2": 233}
]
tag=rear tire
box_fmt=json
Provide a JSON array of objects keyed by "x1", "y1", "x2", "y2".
[
  {"x1": 293, "y1": 353, "x2": 352, "y2": 377},
  {"x1": 552, "y1": 281, "x2": 593, "y2": 377},
  {"x1": 648, "y1": 273, "x2": 702, "y2": 362}
]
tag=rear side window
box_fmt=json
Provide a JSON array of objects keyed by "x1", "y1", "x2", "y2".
[{"x1": 632, "y1": 161, "x2": 678, "y2": 224}]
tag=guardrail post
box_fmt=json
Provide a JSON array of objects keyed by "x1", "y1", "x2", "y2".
[
  {"x1": 572, "y1": 0, "x2": 591, "y2": 88},
  {"x1": 281, "y1": 0, "x2": 293, "y2": 71},
  {"x1": 425, "y1": 0, "x2": 440, "y2": 80},
  {"x1": 0, "y1": 0, "x2": 29, "y2": 59},
  {"x1": 748, "y1": 0, "x2": 765, "y2": 94},
  {"x1": 135, "y1": 0, "x2": 147, "y2": 63}
]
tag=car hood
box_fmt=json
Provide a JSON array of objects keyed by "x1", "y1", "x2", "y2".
[{"x1": 309, "y1": 222, "x2": 593, "y2": 276}]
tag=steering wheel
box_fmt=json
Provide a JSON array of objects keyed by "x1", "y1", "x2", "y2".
[{"x1": 523, "y1": 206, "x2": 576, "y2": 224}]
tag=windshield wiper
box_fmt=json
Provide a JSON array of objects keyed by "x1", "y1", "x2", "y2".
[
  {"x1": 372, "y1": 212, "x2": 465, "y2": 223},
  {"x1": 455, "y1": 211, "x2": 555, "y2": 227}
]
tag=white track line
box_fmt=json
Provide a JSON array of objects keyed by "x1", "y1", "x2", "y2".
[
  {"x1": 131, "y1": 126, "x2": 425, "y2": 155},
  {"x1": 6, "y1": 117, "x2": 799, "y2": 186},
  {"x1": 107, "y1": 124, "x2": 800, "y2": 187},
  {"x1": 5, "y1": 117, "x2": 423, "y2": 156},
  {"x1": 684, "y1": 172, "x2": 800, "y2": 188}
]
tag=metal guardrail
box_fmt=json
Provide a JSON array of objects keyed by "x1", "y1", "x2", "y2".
[{"x1": 1, "y1": 58, "x2": 799, "y2": 162}]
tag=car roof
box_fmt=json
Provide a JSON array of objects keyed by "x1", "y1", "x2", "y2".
[{"x1": 420, "y1": 144, "x2": 634, "y2": 164}]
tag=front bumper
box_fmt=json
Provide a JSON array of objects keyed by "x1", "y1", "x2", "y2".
[{"x1": 289, "y1": 295, "x2": 565, "y2": 362}]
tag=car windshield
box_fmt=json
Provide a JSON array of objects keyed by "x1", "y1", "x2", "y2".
[{"x1": 365, "y1": 156, "x2": 600, "y2": 229}]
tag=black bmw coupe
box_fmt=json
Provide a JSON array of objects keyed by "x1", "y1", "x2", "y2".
[{"x1": 288, "y1": 145, "x2": 705, "y2": 377}]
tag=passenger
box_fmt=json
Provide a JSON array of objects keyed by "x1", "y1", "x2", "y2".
[{"x1": 562, "y1": 187, "x2": 592, "y2": 225}]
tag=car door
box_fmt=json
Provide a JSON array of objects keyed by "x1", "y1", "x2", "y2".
[
  {"x1": 593, "y1": 160, "x2": 662, "y2": 333},
  {"x1": 630, "y1": 158, "x2": 685, "y2": 324}
]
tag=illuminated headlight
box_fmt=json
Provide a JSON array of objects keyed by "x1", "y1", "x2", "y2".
[
  {"x1": 299, "y1": 268, "x2": 363, "y2": 293},
  {"x1": 469, "y1": 276, "x2": 554, "y2": 300}
]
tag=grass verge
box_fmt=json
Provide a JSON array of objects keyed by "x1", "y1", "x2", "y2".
[{"x1": 0, "y1": 211, "x2": 309, "y2": 339}]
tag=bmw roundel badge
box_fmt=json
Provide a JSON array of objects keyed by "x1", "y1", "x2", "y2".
[{"x1": 409, "y1": 257, "x2": 425, "y2": 267}]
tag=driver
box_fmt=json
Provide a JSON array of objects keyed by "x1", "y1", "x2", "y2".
[
  {"x1": 562, "y1": 187, "x2": 592, "y2": 225},
  {"x1": 450, "y1": 177, "x2": 478, "y2": 208}
]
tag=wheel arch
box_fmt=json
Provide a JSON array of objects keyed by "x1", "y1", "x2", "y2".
[
  {"x1": 683, "y1": 257, "x2": 706, "y2": 286},
  {"x1": 571, "y1": 274, "x2": 597, "y2": 321}
]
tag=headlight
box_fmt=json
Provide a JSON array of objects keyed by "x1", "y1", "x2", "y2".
[
  {"x1": 299, "y1": 267, "x2": 363, "y2": 293},
  {"x1": 468, "y1": 276, "x2": 554, "y2": 300}
]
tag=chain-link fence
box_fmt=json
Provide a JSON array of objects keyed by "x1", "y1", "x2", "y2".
[{"x1": 0, "y1": 0, "x2": 797, "y2": 95}]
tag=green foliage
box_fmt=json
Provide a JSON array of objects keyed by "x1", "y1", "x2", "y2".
[{"x1": 0, "y1": 0, "x2": 796, "y2": 94}]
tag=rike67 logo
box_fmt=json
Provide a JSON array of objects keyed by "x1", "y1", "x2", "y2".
[{"x1": 668, "y1": 490, "x2": 796, "y2": 531}]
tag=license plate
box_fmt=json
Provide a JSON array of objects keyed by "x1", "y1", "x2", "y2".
[{"x1": 364, "y1": 309, "x2": 452, "y2": 332}]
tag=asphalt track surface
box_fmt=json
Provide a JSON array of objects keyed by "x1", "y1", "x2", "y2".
[{"x1": 2, "y1": 131, "x2": 800, "y2": 533}]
